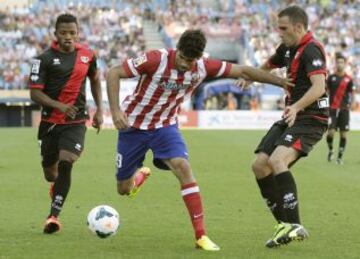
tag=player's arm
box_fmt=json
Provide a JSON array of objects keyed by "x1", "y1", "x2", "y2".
[
  {"x1": 229, "y1": 64, "x2": 293, "y2": 89},
  {"x1": 88, "y1": 69, "x2": 103, "y2": 132},
  {"x1": 235, "y1": 45, "x2": 286, "y2": 88},
  {"x1": 106, "y1": 65, "x2": 131, "y2": 129},
  {"x1": 349, "y1": 80, "x2": 357, "y2": 110},
  {"x1": 284, "y1": 74, "x2": 326, "y2": 126},
  {"x1": 30, "y1": 89, "x2": 78, "y2": 119},
  {"x1": 29, "y1": 57, "x2": 78, "y2": 118}
]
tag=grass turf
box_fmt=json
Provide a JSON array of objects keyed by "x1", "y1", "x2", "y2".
[{"x1": 0, "y1": 128, "x2": 359, "y2": 259}]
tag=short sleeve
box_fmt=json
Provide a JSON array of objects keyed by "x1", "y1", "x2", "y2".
[
  {"x1": 29, "y1": 55, "x2": 47, "y2": 89},
  {"x1": 302, "y1": 44, "x2": 326, "y2": 78},
  {"x1": 204, "y1": 59, "x2": 232, "y2": 78},
  {"x1": 267, "y1": 44, "x2": 286, "y2": 68},
  {"x1": 122, "y1": 50, "x2": 162, "y2": 77},
  {"x1": 348, "y1": 79, "x2": 355, "y2": 92},
  {"x1": 87, "y1": 54, "x2": 97, "y2": 76}
]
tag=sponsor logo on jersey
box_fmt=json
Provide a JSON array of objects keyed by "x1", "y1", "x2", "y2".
[
  {"x1": 132, "y1": 54, "x2": 147, "y2": 67},
  {"x1": 31, "y1": 59, "x2": 41, "y2": 74}
]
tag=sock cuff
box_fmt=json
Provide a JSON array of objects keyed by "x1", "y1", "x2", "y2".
[
  {"x1": 275, "y1": 171, "x2": 295, "y2": 185},
  {"x1": 181, "y1": 182, "x2": 199, "y2": 196}
]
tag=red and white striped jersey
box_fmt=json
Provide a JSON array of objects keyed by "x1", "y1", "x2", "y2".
[{"x1": 122, "y1": 49, "x2": 232, "y2": 129}]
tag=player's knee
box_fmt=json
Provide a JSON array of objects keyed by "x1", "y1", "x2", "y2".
[
  {"x1": 172, "y1": 159, "x2": 191, "y2": 176},
  {"x1": 268, "y1": 155, "x2": 283, "y2": 169},
  {"x1": 43, "y1": 166, "x2": 57, "y2": 182}
]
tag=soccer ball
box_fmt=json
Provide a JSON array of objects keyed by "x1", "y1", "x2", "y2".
[{"x1": 87, "y1": 205, "x2": 120, "y2": 238}]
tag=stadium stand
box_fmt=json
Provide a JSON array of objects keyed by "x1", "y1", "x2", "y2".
[{"x1": 0, "y1": 0, "x2": 359, "y2": 112}]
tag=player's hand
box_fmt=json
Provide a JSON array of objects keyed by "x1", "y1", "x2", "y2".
[
  {"x1": 235, "y1": 78, "x2": 253, "y2": 90},
  {"x1": 57, "y1": 103, "x2": 78, "y2": 119},
  {"x1": 92, "y1": 108, "x2": 103, "y2": 134},
  {"x1": 283, "y1": 105, "x2": 298, "y2": 127},
  {"x1": 111, "y1": 109, "x2": 129, "y2": 130},
  {"x1": 281, "y1": 77, "x2": 295, "y2": 90}
]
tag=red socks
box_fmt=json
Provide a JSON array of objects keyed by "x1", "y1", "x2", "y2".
[{"x1": 181, "y1": 182, "x2": 205, "y2": 239}]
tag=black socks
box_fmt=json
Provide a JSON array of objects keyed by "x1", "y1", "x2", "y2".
[
  {"x1": 50, "y1": 160, "x2": 73, "y2": 217},
  {"x1": 256, "y1": 174, "x2": 287, "y2": 223},
  {"x1": 275, "y1": 171, "x2": 300, "y2": 224}
]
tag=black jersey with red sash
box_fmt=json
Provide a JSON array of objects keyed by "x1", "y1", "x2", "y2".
[
  {"x1": 267, "y1": 32, "x2": 328, "y2": 124},
  {"x1": 327, "y1": 73, "x2": 354, "y2": 109},
  {"x1": 29, "y1": 41, "x2": 97, "y2": 124}
]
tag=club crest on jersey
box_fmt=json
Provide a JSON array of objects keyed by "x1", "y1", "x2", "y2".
[
  {"x1": 132, "y1": 54, "x2": 147, "y2": 67},
  {"x1": 80, "y1": 56, "x2": 89, "y2": 64}
]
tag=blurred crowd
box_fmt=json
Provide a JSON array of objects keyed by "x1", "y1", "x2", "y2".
[
  {"x1": 0, "y1": 0, "x2": 146, "y2": 89},
  {"x1": 0, "y1": 0, "x2": 359, "y2": 110}
]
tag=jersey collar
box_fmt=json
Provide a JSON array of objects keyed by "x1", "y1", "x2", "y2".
[
  {"x1": 298, "y1": 31, "x2": 313, "y2": 47},
  {"x1": 51, "y1": 41, "x2": 82, "y2": 51}
]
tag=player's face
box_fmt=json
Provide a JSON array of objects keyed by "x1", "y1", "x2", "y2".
[
  {"x1": 277, "y1": 16, "x2": 298, "y2": 47},
  {"x1": 336, "y1": 58, "x2": 346, "y2": 72},
  {"x1": 175, "y1": 51, "x2": 198, "y2": 72},
  {"x1": 55, "y1": 22, "x2": 79, "y2": 52}
]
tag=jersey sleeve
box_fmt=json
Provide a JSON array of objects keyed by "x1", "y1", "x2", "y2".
[
  {"x1": 267, "y1": 44, "x2": 286, "y2": 68},
  {"x1": 204, "y1": 59, "x2": 232, "y2": 79},
  {"x1": 87, "y1": 53, "x2": 98, "y2": 76},
  {"x1": 348, "y1": 78, "x2": 355, "y2": 92},
  {"x1": 28, "y1": 55, "x2": 47, "y2": 90},
  {"x1": 122, "y1": 50, "x2": 162, "y2": 77},
  {"x1": 303, "y1": 44, "x2": 326, "y2": 78}
]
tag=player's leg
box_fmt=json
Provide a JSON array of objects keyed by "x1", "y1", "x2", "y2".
[
  {"x1": 326, "y1": 109, "x2": 337, "y2": 161},
  {"x1": 270, "y1": 146, "x2": 300, "y2": 224},
  {"x1": 44, "y1": 124, "x2": 85, "y2": 234},
  {"x1": 252, "y1": 120, "x2": 288, "y2": 223},
  {"x1": 337, "y1": 109, "x2": 350, "y2": 164},
  {"x1": 151, "y1": 125, "x2": 219, "y2": 251},
  {"x1": 267, "y1": 121, "x2": 327, "y2": 247},
  {"x1": 252, "y1": 153, "x2": 287, "y2": 223},
  {"x1": 163, "y1": 157, "x2": 219, "y2": 251},
  {"x1": 38, "y1": 122, "x2": 59, "y2": 197},
  {"x1": 115, "y1": 128, "x2": 150, "y2": 196},
  {"x1": 337, "y1": 131, "x2": 347, "y2": 164}
]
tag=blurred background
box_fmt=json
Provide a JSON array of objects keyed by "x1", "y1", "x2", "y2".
[{"x1": 0, "y1": 0, "x2": 359, "y2": 127}]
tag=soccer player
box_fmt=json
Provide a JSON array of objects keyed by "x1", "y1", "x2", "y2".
[
  {"x1": 326, "y1": 53, "x2": 355, "y2": 165},
  {"x1": 249, "y1": 6, "x2": 328, "y2": 247},
  {"x1": 106, "y1": 29, "x2": 293, "y2": 251},
  {"x1": 29, "y1": 14, "x2": 103, "y2": 234}
]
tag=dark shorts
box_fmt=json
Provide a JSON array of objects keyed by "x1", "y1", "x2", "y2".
[
  {"x1": 255, "y1": 119, "x2": 327, "y2": 157},
  {"x1": 116, "y1": 124, "x2": 188, "y2": 181},
  {"x1": 38, "y1": 121, "x2": 86, "y2": 167},
  {"x1": 329, "y1": 108, "x2": 350, "y2": 131}
]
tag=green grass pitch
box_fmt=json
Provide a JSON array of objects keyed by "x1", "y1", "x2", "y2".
[{"x1": 1, "y1": 128, "x2": 360, "y2": 259}]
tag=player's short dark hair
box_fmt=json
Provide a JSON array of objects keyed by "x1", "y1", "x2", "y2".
[
  {"x1": 278, "y1": 5, "x2": 308, "y2": 30},
  {"x1": 55, "y1": 13, "x2": 78, "y2": 30},
  {"x1": 335, "y1": 52, "x2": 346, "y2": 61},
  {"x1": 177, "y1": 30, "x2": 206, "y2": 59}
]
